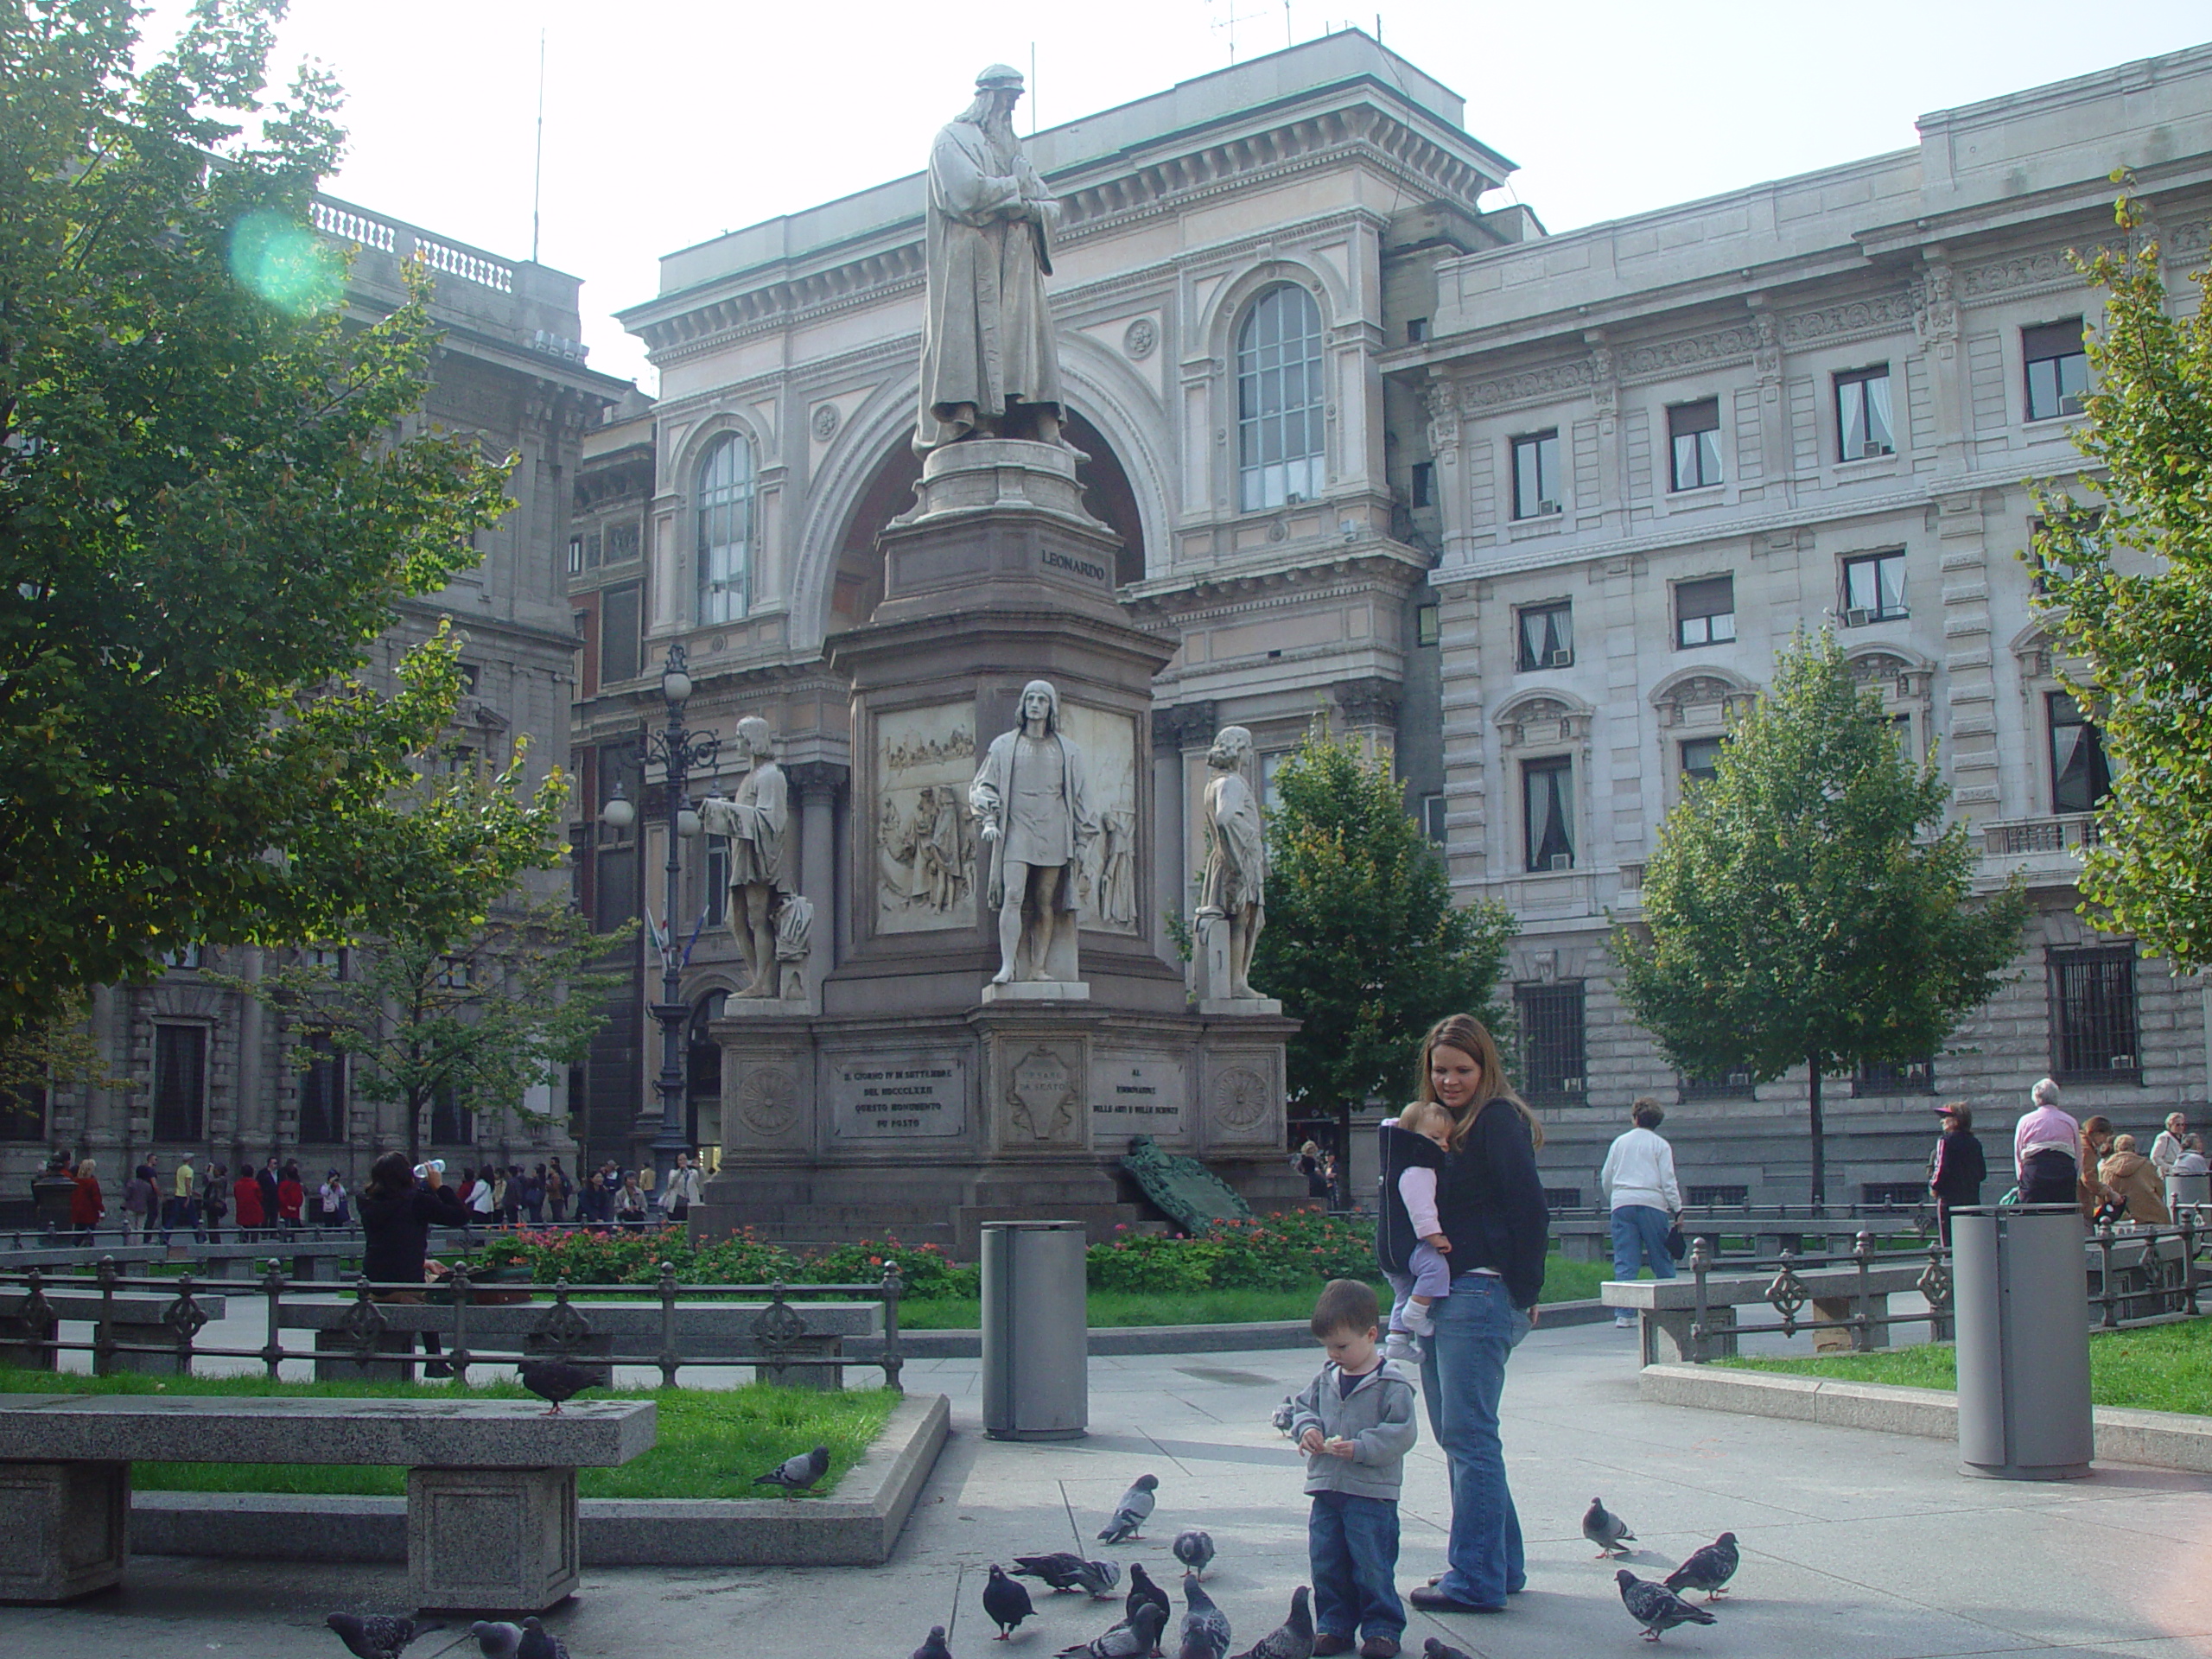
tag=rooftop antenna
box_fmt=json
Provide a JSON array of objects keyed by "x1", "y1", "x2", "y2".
[
  {"x1": 530, "y1": 28, "x2": 545, "y2": 264},
  {"x1": 1207, "y1": 0, "x2": 1272, "y2": 63}
]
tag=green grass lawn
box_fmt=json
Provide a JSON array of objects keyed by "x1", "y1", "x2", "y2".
[
  {"x1": 1723, "y1": 1317, "x2": 2212, "y2": 1416},
  {"x1": 899, "y1": 1254, "x2": 1611, "y2": 1328},
  {"x1": 0, "y1": 1365, "x2": 897, "y2": 1500}
]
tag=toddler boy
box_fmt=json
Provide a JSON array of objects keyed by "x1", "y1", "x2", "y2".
[
  {"x1": 1376, "y1": 1101, "x2": 1453, "y2": 1361},
  {"x1": 1288, "y1": 1279, "x2": 1418, "y2": 1659}
]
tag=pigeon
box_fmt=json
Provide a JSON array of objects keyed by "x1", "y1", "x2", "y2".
[
  {"x1": 1127, "y1": 1562, "x2": 1173, "y2": 1628},
  {"x1": 1098, "y1": 1472, "x2": 1160, "y2": 1542},
  {"x1": 1178, "y1": 1571, "x2": 1231, "y2": 1659},
  {"x1": 469, "y1": 1622, "x2": 524, "y2": 1659},
  {"x1": 1421, "y1": 1642, "x2": 1478, "y2": 1659},
  {"x1": 517, "y1": 1618, "x2": 569, "y2": 1659},
  {"x1": 753, "y1": 1443, "x2": 831, "y2": 1496},
  {"x1": 1584, "y1": 1495, "x2": 1637, "y2": 1558},
  {"x1": 327, "y1": 1613, "x2": 442, "y2": 1659},
  {"x1": 913, "y1": 1626, "x2": 955, "y2": 1659},
  {"x1": 1172, "y1": 1529, "x2": 1216, "y2": 1580},
  {"x1": 1228, "y1": 1586, "x2": 1313, "y2": 1659},
  {"x1": 1014, "y1": 1554, "x2": 1122, "y2": 1598},
  {"x1": 1664, "y1": 1531, "x2": 1740, "y2": 1601},
  {"x1": 1058, "y1": 1602, "x2": 1168, "y2": 1659},
  {"x1": 1270, "y1": 1396, "x2": 1298, "y2": 1436},
  {"x1": 1617, "y1": 1570, "x2": 1718, "y2": 1643},
  {"x1": 984, "y1": 1563, "x2": 1037, "y2": 1640},
  {"x1": 517, "y1": 1357, "x2": 600, "y2": 1415}
]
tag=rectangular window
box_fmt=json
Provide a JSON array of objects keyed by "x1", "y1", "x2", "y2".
[
  {"x1": 1260, "y1": 751, "x2": 1290, "y2": 812},
  {"x1": 1544, "y1": 1186, "x2": 1585, "y2": 1211},
  {"x1": 429, "y1": 1082, "x2": 474, "y2": 1148},
  {"x1": 1680, "y1": 735, "x2": 1726, "y2": 785},
  {"x1": 1516, "y1": 601, "x2": 1573, "y2": 671},
  {"x1": 1420, "y1": 793, "x2": 1446, "y2": 844},
  {"x1": 1680, "y1": 1069, "x2": 1756, "y2": 1103},
  {"x1": 1675, "y1": 575, "x2": 1736, "y2": 648},
  {"x1": 1406, "y1": 317, "x2": 1428, "y2": 344},
  {"x1": 1853, "y1": 1056, "x2": 1935, "y2": 1096},
  {"x1": 1410, "y1": 461, "x2": 1434, "y2": 508},
  {"x1": 1835, "y1": 366, "x2": 1895, "y2": 460},
  {"x1": 1842, "y1": 550, "x2": 1908, "y2": 623},
  {"x1": 297, "y1": 1030, "x2": 346, "y2": 1144},
  {"x1": 433, "y1": 955, "x2": 470, "y2": 990},
  {"x1": 567, "y1": 536, "x2": 584, "y2": 575},
  {"x1": 1414, "y1": 603, "x2": 1440, "y2": 647},
  {"x1": 161, "y1": 944, "x2": 202, "y2": 970},
  {"x1": 0, "y1": 1083, "x2": 46, "y2": 1142},
  {"x1": 152, "y1": 1024, "x2": 207, "y2": 1143},
  {"x1": 1511, "y1": 430, "x2": 1562, "y2": 518},
  {"x1": 600, "y1": 582, "x2": 641, "y2": 685},
  {"x1": 1522, "y1": 756, "x2": 1573, "y2": 872},
  {"x1": 1516, "y1": 981, "x2": 1586, "y2": 1103},
  {"x1": 2050, "y1": 948, "x2": 2139, "y2": 1080},
  {"x1": 1668, "y1": 399, "x2": 1723, "y2": 491},
  {"x1": 596, "y1": 842, "x2": 639, "y2": 933},
  {"x1": 2049, "y1": 691, "x2": 2111, "y2": 813},
  {"x1": 704, "y1": 834, "x2": 730, "y2": 928},
  {"x1": 1862, "y1": 1182, "x2": 1927, "y2": 1206},
  {"x1": 2024, "y1": 320, "x2": 2088, "y2": 421},
  {"x1": 1688, "y1": 1183, "x2": 1751, "y2": 1206}
]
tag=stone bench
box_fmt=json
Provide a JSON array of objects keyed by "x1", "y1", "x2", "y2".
[
  {"x1": 1602, "y1": 1262, "x2": 1943, "y2": 1365},
  {"x1": 1550, "y1": 1213, "x2": 1931, "y2": 1264},
  {"x1": 277, "y1": 1297, "x2": 885, "y2": 1389},
  {"x1": 0, "y1": 1391, "x2": 653, "y2": 1610},
  {"x1": 0, "y1": 1290, "x2": 229, "y2": 1376}
]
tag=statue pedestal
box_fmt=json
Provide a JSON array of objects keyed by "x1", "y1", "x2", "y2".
[
  {"x1": 1191, "y1": 912, "x2": 1277, "y2": 1013},
  {"x1": 1200, "y1": 996, "x2": 1283, "y2": 1016},
  {"x1": 982, "y1": 980, "x2": 1090, "y2": 1004}
]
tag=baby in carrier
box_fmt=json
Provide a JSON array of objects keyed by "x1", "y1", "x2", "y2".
[{"x1": 1376, "y1": 1100, "x2": 1454, "y2": 1362}]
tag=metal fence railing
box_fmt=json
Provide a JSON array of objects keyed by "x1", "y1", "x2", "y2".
[{"x1": 0, "y1": 1258, "x2": 906, "y2": 1392}]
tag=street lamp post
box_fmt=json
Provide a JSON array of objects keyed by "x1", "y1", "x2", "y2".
[{"x1": 600, "y1": 642, "x2": 718, "y2": 1219}]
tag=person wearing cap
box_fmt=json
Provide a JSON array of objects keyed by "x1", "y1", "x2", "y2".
[
  {"x1": 915, "y1": 64, "x2": 1065, "y2": 453},
  {"x1": 2013, "y1": 1077, "x2": 2080, "y2": 1205},
  {"x1": 1927, "y1": 1102, "x2": 1986, "y2": 1244}
]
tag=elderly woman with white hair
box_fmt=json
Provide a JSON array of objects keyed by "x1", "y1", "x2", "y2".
[{"x1": 2013, "y1": 1077, "x2": 2082, "y2": 1205}]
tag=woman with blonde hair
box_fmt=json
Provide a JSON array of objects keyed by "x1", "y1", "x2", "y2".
[
  {"x1": 2098, "y1": 1134, "x2": 2170, "y2": 1224},
  {"x1": 1402, "y1": 1013, "x2": 1548, "y2": 1620}
]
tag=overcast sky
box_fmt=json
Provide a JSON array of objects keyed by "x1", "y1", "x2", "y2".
[{"x1": 151, "y1": 2, "x2": 2211, "y2": 392}]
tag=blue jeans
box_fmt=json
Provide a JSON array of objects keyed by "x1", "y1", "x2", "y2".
[
  {"x1": 1418, "y1": 1272, "x2": 1530, "y2": 1608},
  {"x1": 1308, "y1": 1491, "x2": 1402, "y2": 1641},
  {"x1": 1610, "y1": 1205, "x2": 1677, "y2": 1284}
]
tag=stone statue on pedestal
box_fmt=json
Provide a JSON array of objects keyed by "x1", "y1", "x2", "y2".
[
  {"x1": 700, "y1": 716, "x2": 795, "y2": 999},
  {"x1": 969, "y1": 680, "x2": 1094, "y2": 985},
  {"x1": 916, "y1": 64, "x2": 1065, "y2": 453},
  {"x1": 1196, "y1": 725, "x2": 1267, "y2": 1001}
]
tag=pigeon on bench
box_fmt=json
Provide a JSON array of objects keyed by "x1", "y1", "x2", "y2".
[
  {"x1": 753, "y1": 1442, "x2": 830, "y2": 1496},
  {"x1": 517, "y1": 1357, "x2": 600, "y2": 1416},
  {"x1": 326, "y1": 1613, "x2": 442, "y2": 1659},
  {"x1": 1617, "y1": 1571, "x2": 1718, "y2": 1643}
]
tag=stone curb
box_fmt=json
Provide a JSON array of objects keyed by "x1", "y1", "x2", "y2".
[
  {"x1": 868, "y1": 1297, "x2": 1612, "y2": 1358},
  {"x1": 1639, "y1": 1362, "x2": 2212, "y2": 1473},
  {"x1": 131, "y1": 1390, "x2": 951, "y2": 1568}
]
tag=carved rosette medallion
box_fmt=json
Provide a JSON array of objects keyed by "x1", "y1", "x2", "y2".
[
  {"x1": 1208, "y1": 1065, "x2": 1268, "y2": 1134},
  {"x1": 1122, "y1": 317, "x2": 1157, "y2": 359},
  {"x1": 736, "y1": 1066, "x2": 801, "y2": 1138},
  {"x1": 810, "y1": 402, "x2": 842, "y2": 441}
]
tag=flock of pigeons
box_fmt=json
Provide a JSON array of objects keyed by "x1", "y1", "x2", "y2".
[{"x1": 1583, "y1": 1497, "x2": 1742, "y2": 1642}]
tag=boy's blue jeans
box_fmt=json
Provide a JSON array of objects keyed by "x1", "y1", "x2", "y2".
[{"x1": 1309, "y1": 1490, "x2": 1404, "y2": 1641}]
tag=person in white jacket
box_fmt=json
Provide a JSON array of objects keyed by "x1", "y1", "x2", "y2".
[{"x1": 1600, "y1": 1098, "x2": 1681, "y2": 1327}]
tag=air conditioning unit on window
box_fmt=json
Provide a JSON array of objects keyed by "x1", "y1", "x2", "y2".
[
  {"x1": 1868, "y1": 442, "x2": 1893, "y2": 456},
  {"x1": 1537, "y1": 499, "x2": 1560, "y2": 515},
  {"x1": 1562, "y1": 1077, "x2": 1585, "y2": 1094},
  {"x1": 1548, "y1": 853, "x2": 1573, "y2": 872},
  {"x1": 1545, "y1": 648, "x2": 1572, "y2": 669},
  {"x1": 2110, "y1": 1053, "x2": 2137, "y2": 1070},
  {"x1": 1844, "y1": 607, "x2": 1873, "y2": 627}
]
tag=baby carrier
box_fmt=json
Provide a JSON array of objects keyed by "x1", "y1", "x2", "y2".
[{"x1": 1375, "y1": 1120, "x2": 1446, "y2": 1277}]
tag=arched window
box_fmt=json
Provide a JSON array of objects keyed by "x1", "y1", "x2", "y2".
[
  {"x1": 696, "y1": 434, "x2": 754, "y2": 624},
  {"x1": 1236, "y1": 283, "x2": 1325, "y2": 512}
]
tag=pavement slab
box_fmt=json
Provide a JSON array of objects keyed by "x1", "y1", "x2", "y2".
[{"x1": 3, "y1": 1317, "x2": 2209, "y2": 1658}]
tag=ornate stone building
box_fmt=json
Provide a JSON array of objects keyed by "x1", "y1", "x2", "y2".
[
  {"x1": 7, "y1": 197, "x2": 628, "y2": 1198},
  {"x1": 584, "y1": 32, "x2": 2212, "y2": 1204}
]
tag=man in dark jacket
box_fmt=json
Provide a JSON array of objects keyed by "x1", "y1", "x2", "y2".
[{"x1": 1929, "y1": 1102, "x2": 1987, "y2": 1245}]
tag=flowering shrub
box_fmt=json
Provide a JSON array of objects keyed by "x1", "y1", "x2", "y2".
[{"x1": 1087, "y1": 1212, "x2": 1378, "y2": 1293}]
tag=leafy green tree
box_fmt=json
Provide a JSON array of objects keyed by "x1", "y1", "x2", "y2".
[
  {"x1": 2032, "y1": 185, "x2": 2212, "y2": 968},
  {"x1": 1, "y1": 0, "x2": 514, "y2": 1028},
  {"x1": 235, "y1": 750, "x2": 632, "y2": 1162},
  {"x1": 1613, "y1": 632, "x2": 2026, "y2": 1204},
  {"x1": 1255, "y1": 728, "x2": 1517, "y2": 1160}
]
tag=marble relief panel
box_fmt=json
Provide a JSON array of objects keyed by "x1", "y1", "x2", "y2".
[
  {"x1": 1058, "y1": 702, "x2": 1140, "y2": 935},
  {"x1": 875, "y1": 702, "x2": 978, "y2": 934}
]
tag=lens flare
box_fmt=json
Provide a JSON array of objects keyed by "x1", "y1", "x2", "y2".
[{"x1": 227, "y1": 210, "x2": 340, "y2": 316}]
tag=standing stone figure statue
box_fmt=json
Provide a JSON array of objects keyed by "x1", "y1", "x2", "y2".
[
  {"x1": 916, "y1": 64, "x2": 1065, "y2": 453},
  {"x1": 699, "y1": 716, "x2": 792, "y2": 998},
  {"x1": 1197, "y1": 725, "x2": 1267, "y2": 999},
  {"x1": 969, "y1": 680, "x2": 1095, "y2": 984}
]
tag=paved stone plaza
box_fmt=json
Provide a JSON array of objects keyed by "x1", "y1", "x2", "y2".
[{"x1": 5, "y1": 1317, "x2": 2209, "y2": 1658}]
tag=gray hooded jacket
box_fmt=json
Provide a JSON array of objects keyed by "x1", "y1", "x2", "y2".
[{"x1": 1287, "y1": 1357, "x2": 1420, "y2": 1501}]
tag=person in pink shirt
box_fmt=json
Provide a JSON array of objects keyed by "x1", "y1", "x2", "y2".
[{"x1": 2013, "y1": 1077, "x2": 2081, "y2": 1205}]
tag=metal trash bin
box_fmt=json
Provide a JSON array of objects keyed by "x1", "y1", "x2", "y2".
[
  {"x1": 981, "y1": 1220, "x2": 1088, "y2": 1441},
  {"x1": 1952, "y1": 1204, "x2": 2091, "y2": 1479},
  {"x1": 2166, "y1": 1172, "x2": 2209, "y2": 1217}
]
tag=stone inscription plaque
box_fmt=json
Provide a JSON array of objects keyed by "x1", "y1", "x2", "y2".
[
  {"x1": 1057, "y1": 702, "x2": 1139, "y2": 935},
  {"x1": 829, "y1": 1055, "x2": 969, "y2": 1141},
  {"x1": 1090, "y1": 1055, "x2": 1190, "y2": 1147}
]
